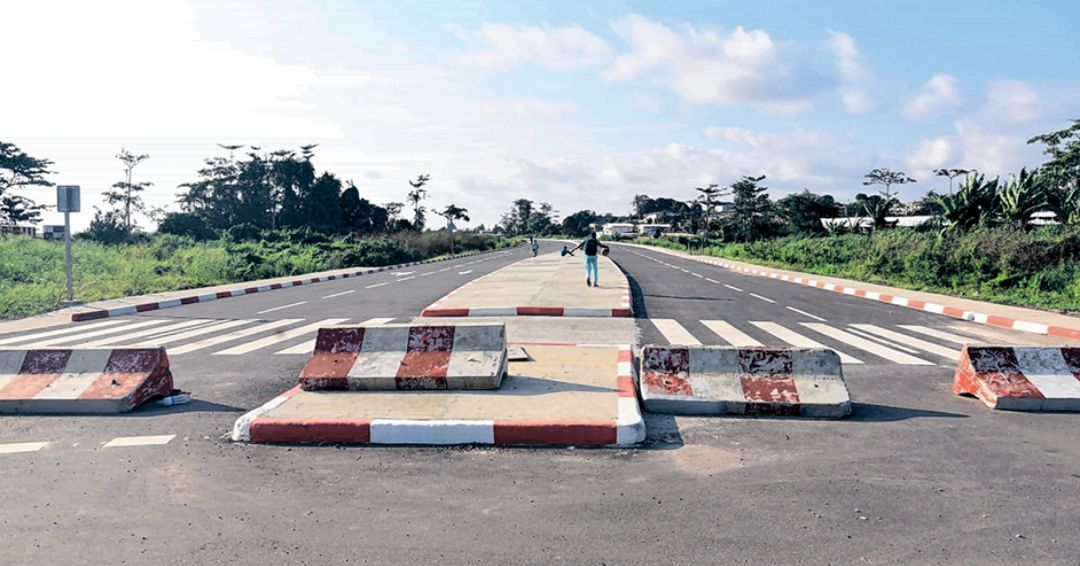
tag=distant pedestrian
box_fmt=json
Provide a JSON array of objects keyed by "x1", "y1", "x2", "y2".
[
  {"x1": 560, "y1": 245, "x2": 575, "y2": 257},
  {"x1": 531, "y1": 239, "x2": 540, "y2": 257},
  {"x1": 571, "y1": 231, "x2": 610, "y2": 287}
]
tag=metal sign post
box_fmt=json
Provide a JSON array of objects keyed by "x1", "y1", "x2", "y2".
[{"x1": 57, "y1": 185, "x2": 81, "y2": 305}]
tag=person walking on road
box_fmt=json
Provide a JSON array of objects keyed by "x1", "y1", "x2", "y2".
[
  {"x1": 531, "y1": 239, "x2": 540, "y2": 257},
  {"x1": 572, "y1": 232, "x2": 610, "y2": 287}
]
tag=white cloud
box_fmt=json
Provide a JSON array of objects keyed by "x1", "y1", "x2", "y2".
[
  {"x1": 984, "y1": 80, "x2": 1040, "y2": 124},
  {"x1": 604, "y1": 15, "x2": 816, "y2": 114},
  {"x1": 903, "y1": 74, "x2": 963, "y2": 120},
  {"x1": 905, "y1": 137, "x2": 956, "y2": 179},
  {"x1": 446, "y1": 22, "x2": 613, "y2": 71},
  {"x1": 826, "y1": 31, "x2": 876, "y2": 113}
]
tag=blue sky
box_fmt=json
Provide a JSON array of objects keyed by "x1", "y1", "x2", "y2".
[{"x1": 5, "y1": 0, "x2": 1078, "y2": 230}]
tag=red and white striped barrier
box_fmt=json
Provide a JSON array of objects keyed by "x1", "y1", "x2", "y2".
[
  {"x1": 420, "y1": 257, "x2": 633, "y2": 318},
  {"x1": 0, "y1": 347, "x2": 173, "y2": 413},
  {"x1": 639, "y1": 345, "x2": 851, "y2": 417},
  {"x1": 626, "y1": 243, "x2": 1080, "y2": 340},
  {"x1": 953, "y1": 345, "x2": 1080, "y2": 411},
  {"x1": 71, "y1": 248, "x2": 509, "y2": 322},
  {"x1": 232, "y1": 344, "x2": 645, "y2": 446},
  {"x1": 298, "y1": 323, "x2": 507, "y2": 391}
]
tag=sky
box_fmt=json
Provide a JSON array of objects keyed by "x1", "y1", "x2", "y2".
[{"x1": 4, "y1": 0, "x2": 1079, "y2": 231}]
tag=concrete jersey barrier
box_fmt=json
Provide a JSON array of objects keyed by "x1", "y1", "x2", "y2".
[
  {"x1": 953, "y1": 345, "x2": 1080, "y2": 411},
  {"x1": 639, "y1": 345, "x2": 851, "y2": 418},
  {"x1": 0, "y1": 347, "x2": 174, "y2": 413},
  {"x1": 298, "y1": 323, "x2": 507, "y2": 391}
]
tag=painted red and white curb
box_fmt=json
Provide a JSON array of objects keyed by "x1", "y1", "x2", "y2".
[
  {"x1": 420, "y1": 256, "x2": 633, "y2": 318},
  {"x1": 953, "y1": 345, "x2": 1080, "y2": 411},
  {"x1": 299, "y1": 323, "x2": 507, "y2": 391},
  {"x1": 71, "y1": 248, "x2": 511, "y2": 322},
  {"x1": 0, "y1": 347, "x2": 173, "y2": 413},
  {"x1": 639, "y1": 345, "x2": 851, "y2": 418},
  {"x1": 232, "y1": 344, "x2": 645, "y2": 446},
  {"x1": 627, "y1": 243, "x2": 1080, "y2": 340}
]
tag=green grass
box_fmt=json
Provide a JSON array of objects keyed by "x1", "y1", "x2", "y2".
[
  {"x1": 635, "y1": 226, "x2": 1080, "y2": 313},
  {"x1": 0, "y1": 232, "x2": 518, "y2": 320}
]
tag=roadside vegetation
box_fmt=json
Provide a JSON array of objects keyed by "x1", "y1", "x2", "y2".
[{"x1": 0, "y1": 230, "x2": 514, "y2": 320}]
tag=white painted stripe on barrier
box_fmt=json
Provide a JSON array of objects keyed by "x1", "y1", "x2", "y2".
[
  {"x1": 197, "y1": 293, "x2": 217, "y2": 302},
  {"x1": 850, "y1": 324, "x2": 959, "y2": 360},
  {"x1": 470, "y1": 307, "x2": 517, "y2": 317},
  {"x1": 972, "y1": 312, "x2": 989, "y2": 324},
  {"x1": 616, "y1": 396, "x2": 645, "y2": 445},
  {"x1": 215, "y1": 318, "x2": 349, "y2": 355},
  {"x1": 34, "y1": 349, "x2": 113, "y2": 400},
  {"x1": 924, "y1": 303, "x2": 945, "y2": 314},
  {"x1": 617, "y1": 361, "x2": 634, "y2": 376},
  {"x1": 865, "y1": 291, "x2": 880, "y2": 300},
  {"x1": 230, "y1": 289, "x2": 245, "y2": 297},
  {"x1": 158, "y1": 298, "x2": 182, "y2": 309},
  {"x1": 702, "y1": 320, "x2": 761, "y2": 347},
  {"x1": 0, "y1": 350, "x2": 28, "y2": 391},
  {"x1": 891, "y1": 297, "x2": 910, "y2": 307},
  {"x1": 801, "y1": 323, "x2": 933, "y2": 365},
  {"x1": 651, "y1": 319, "x2": 701, "y2": 346},
  {"x1": 231, "y1": 391, "x2": 294, "y2": 441},
  {"x1": 1012, "y1": 348, "x2": 1080, "y2": 400},
  {"x1": 0, "y1": 442, "x2": 50, "y2": 454},
  {"x1": 26, "y1": 319, "x2": 169, "y2": 348},
  {"x1": 370, "y1": 420, "x2": 495, "y2": 444},
  {"x1": 0, "y1": 319, "x2": 127, "y2": 346},
  {"x1": 823, "y1": 283, "x2": 836, "y2": 291},
  {"x1": 103, "y1": 435, "x2": 176, "y2": 448},
  {"x1": 170, "y1": 319, "x2": 301, "y2": 355},
  {"x1": 750, "y1": 322, "x2": 862, "y2": 364},
  {"x1": 1013, "y1": 320, "x2": 1050, "y2": 335}
]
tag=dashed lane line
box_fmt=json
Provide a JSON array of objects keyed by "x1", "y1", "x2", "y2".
[
  {"x1": 723, "y1": 284, "x2": 743, "y2": 292},
  {"x1": 103, "y1": 435, "x2": 176, "y2": 448},
  {"x1": 257, "y1": 301, "x2": 307, "y2": 315},
  {"x1": 785, "y1": 306, "x2": 827, "y2": 322},
  {"x1": 322, "y1": 290, "x2": 356, "y2": 299},
  {"x1": 365, "y1": 282, "x2": 388, "y2": 289},
  {"x1": 0, "y1": 442, "x2": 50, "y2": 455},
  {"x1": 749, "y1": 293, "x2": 776, "y2": 304}
]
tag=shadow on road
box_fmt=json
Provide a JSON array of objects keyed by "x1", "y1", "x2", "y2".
[
  {"x1": 624, "y1": 271, "x2": 649, "y2": 319},
  {"x1": 851, "y1": 403, "x2": 967, "y2": 422},
  {"x1": 639, "y1": 413, "x2": 684, "y2": 450}
]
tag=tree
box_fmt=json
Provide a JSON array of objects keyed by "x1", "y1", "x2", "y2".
[
  {"x1": 1028, "y1": 119, "x2": 1080, "y2": 193},
  {"x1": 694, "y1": 183, "x2": 729, "y2": 247},
  {"x1": 434, "y1": 204, "x2": 470, "y2": 253},
  {"x1": 501, "y1": 198, "x2": 534, "y2": 235},
  {"x1": 81, "y1": 209, "x2": 130, "y2": 244},
  {"x1": 933, "y1": 173, "x2": 999, "y2": 234},
  {"x1": 0, "y1": 141, "x2": 53, "y2": 225},
  {"x1": 157, "y1": 211, "x2": 217, "y2": 240},
  {"x1": 774, "y1": 190, "x2": 838, "y2": 235},
  {"x1": 728, "y1": 175, "x2": 774, "y2": 242},
  {"x1": 562, "y1": 209, "x2": 597, "y2": 237},
  {"x1": 997, "y1": 168, "x2": 1048, "y2": 229},
  {"x1": 407, "y1": 174, "x2": 430, "y2": 230},
  {"x1": 861, "y1": 168, "x2": 915, "y2": 229},
  {"x1": 102, "y1": 148, "x2": 151, "y2": 230},
  {"x1": 933, "y1": 168, "x2": 973, "y2": 194}
]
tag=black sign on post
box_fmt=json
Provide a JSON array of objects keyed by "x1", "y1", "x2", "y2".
[
  {"x1": 57, "y1": 185, "x2": 81, "y2": 213},
  {"x1": 56, "y1": 185, "x2": 81, "y2": 304}
]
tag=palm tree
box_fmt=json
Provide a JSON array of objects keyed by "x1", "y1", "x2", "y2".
[{"x1": 435, "y1": 204, "x2": 470, "y2": 253}]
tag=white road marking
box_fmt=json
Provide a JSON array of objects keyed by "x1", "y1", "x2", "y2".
[
  {"x1": 25, "y1": 319, "x2": 169, "y2": 348},
  {"x1": 215, "y1": 318, "x2": 349, "y2": 355},
  {"x1": 702, "y1": 320, "x2": 762, "y2": 346},
  {"x1": 397, "y1": 276, "x2": 416, "y2": 282},
  {"x1": 679, "y1": 269, "x2": 690, "y2": 273},
  {"x1": 419, "y1": 272, "x2": 435, "y2": 277},
  {"x1": 723, "y1": 284, "x2": 743, "y2": 292},
  {"x1": 393, "y1": 271, "x2": 415, "y2": 276},
  {"x1": 898, "y1": 325, "x2": 978, "y2": 345},
  {"x1": 851, "y1": 324, "x2": 960, "y2": 360},
  {"x1": 141, "y1": 319, "x2": 255, "y2": 346},
  {"x1": 73, "y1": 319, "x2": 213, "y2": 348},
  {"x1": 784, "y1": 306, "x2": 827, "y2": 322},
  {"x1": 366, "y1": 282, "x2": 389, "y2": 289},
  {"x1": 691, "y1": 273, "x2": 703, "y2": 278},
  {"x1": 103, "y1": 435, "x2": 175, "y2": 448},
  {"x1": 844, "y1": 327, "x2": 922, "y2": 354},
  {"x1": 749, "y1": 293, "x2": 775, "y2": 304},
  {"x1": 750, "y1": 322, "x2": 863, "y2": 364},
  {"x1": 801, "y1": 323, "x2": 933, "y2": 365},
  {"x1": 170, "y1": 319, "x2": 301, "y2": 355},
  {"x1": 0, "y1": 319, "x2": 127, "y2": 346},
  {"x1": 650, "y1": 319, "x2": 702, "y2": 345},
  {"x1": 458, "y1": 270, "x2": 473, "y2": 275},
  {"x1": 705, "y1": 278, "x2": 720, "y2": 284},
  {"x1": 438, "y1": 267, "x2": 451, "y2": 272},
  {"x1": 0, "y1": 442, "x2": 50, "y2": 454},
  {"x1": 257, "y1": 301, "x2": 307, "y2": 315},
  {"x1": 946, "y1": 324, "x2": 1044, "y2": 345},
  {"x1": 275, "y1": 317, "x2": 393, "y2": 355},
  {"x1": 321, "y1": 290, "x2": 356, "y2": 299}
]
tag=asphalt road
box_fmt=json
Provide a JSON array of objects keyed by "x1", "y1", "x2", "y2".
[{"x1": 1, "y1": 242, "x2": 1078, "y2": 565}]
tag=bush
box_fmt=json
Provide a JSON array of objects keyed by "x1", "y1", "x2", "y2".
[{"x1": 158, "y1": 212, "x2": 218, "y2": 240}]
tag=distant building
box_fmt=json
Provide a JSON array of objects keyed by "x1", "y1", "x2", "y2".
[
  {"x1": 41, "y1": 225, "x2": 66, "y2": 240},
  {"x1": 602, "y1": 223, "x2": 636, "y2": 237},
  {"x1": 637, "y1": 223, "x2": 671, "y2": 236},
  {"x1": 0, "y1": 225, "x2": 37, "y2": 237},
  {"x1": 715, "y1": 202, "x2": 737, "y2": 217}
]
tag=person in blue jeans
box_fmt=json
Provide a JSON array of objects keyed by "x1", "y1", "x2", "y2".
[{"x1": 571, "y1": 232, "x2": 610, "y2": 287}]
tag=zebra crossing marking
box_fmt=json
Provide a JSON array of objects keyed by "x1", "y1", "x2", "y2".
[
  {"x1": 850, "y1": 324, "x2": 959, "y2": 360},
  {"x1": 74, "y1": 319, "x2": 213, "y2": 348},
  {"x1": 214, "y1": 318, "x2": 349, "y2": 355},
  {"x1": 24, "y1": 319, "x2": 170, "y2": 348},
  {"x1": 800, "y1": 323, "x2": 934, "y2": 365},
  {"x1": 898, "y1": 325, "x2": 978, "y2": 345},
  {"x1": 750, "y1": 321, "x2": 863, "y2": 364},
  {"x1": 651, "y1": 319, "x2": 702, "y2": 345},
  {"x1": 0, "y1": 319, "x2": 127, "y2": 346},
  {"x1": 702, "y1": 320, "x2": 762, "y2": 346},
  {"x1": 273, "y1": 317, "x2": 394, "y2": 355},
  {"x1": 844, "y1": 326, "x2": 923, "y2": 354},
  {"x1": 169, "y1": 319, "x2": 301, "y2": 355},
  {"x1": 140, "y1": 319, "x2": 255, "y2": 346}
]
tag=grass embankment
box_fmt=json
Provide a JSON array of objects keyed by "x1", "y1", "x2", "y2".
[
  {"x1": 637, "y1": 226, "x2": 1080, "y2": 313},
  {"x1": 0, "y1": 231, "x2": 518, "y2": 320}
]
